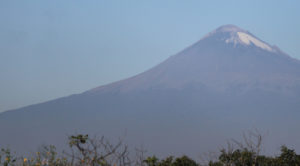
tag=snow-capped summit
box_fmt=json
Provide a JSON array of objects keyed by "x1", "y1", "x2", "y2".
[{"x1": 204, "y1": 25, "x2": 275, "y2": 52}]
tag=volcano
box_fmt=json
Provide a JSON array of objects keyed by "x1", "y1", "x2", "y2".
[{"x1": 1, "y1": 25, "x2": 300, "y2": 156}]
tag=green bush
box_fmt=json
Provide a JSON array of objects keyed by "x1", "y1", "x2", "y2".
[{"x1": 1, "y1": 134, "x2": 299, "y2": 166}]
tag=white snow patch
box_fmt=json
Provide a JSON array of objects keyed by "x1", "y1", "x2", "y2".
[
  {"x1": 225, "y1": 36, "x2": 239, "y2": 45},
  {"x1": 237, "y1": 32, "x2": 273, "y2": 52}
]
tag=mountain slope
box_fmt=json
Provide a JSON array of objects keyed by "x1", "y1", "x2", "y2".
[
  {"x1": 1, "y1": 25, "x2": 300, "y2": 156},
  {"x1": 89, "y1": 25, "x2": 300, "y2": 95}
]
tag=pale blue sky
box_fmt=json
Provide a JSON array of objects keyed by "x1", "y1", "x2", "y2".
[{"x1": 1, "y1": 0, "x2": 300, "y2": 112}]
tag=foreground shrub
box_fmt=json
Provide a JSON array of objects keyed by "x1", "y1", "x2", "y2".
[{"x1": 0, "y1": 133, "x2": 299, "y2": 166}]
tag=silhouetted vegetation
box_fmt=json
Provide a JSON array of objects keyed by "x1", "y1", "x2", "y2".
[{"x1": 0, "y1": 132, "x2": 299, "y2": 166}]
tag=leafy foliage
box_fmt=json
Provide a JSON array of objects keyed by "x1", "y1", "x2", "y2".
[{"x1": 0, "y1": 134, "x2": 299, "y2": 166}]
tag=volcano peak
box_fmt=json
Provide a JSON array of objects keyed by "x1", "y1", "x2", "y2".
[
  {"x1": 203, "y1": 24, "x2": 275, "y2": 52},
  {"x1": 1, "y1": 24, "x2": 300, "y2": 157}
]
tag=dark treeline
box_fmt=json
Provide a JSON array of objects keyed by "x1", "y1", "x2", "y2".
[{"x1": 0, "y1": 132, "x2": 299, "y2": 166}]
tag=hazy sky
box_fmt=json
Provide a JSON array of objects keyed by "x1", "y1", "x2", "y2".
[{"x1": 1, "y1": 0, "x2": 300, "y2": 112}]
